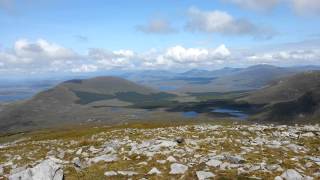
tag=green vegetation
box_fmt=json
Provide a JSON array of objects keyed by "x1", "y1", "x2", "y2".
[
  {"x1": 189, "y1": 91, "x2": 250, "y2": 101},
  {"x1": 73, "y1": 90, "x2": 177, "y2": 107},
  {"x1": 73, "y1": 91, "x2": 114, "y2": 104}
]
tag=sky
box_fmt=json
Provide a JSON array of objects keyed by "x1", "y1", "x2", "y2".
[{"x1": 0, "y1": 0, "x2": 320, "y2": 76}]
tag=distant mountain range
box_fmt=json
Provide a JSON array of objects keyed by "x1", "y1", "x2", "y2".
[
  {"x1": 1, "y1": 65, "x2": 320, "y2": 133},
  {"x1": 1, "y1": 65, "x2": 320, "y2": 103},
  {"x1": 123, "y1": 64, "x2": 320, "y2": 93}
]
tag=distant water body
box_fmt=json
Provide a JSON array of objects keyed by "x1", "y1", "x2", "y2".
[
  {"x1": 159, "y1": 86, "x2": 178, "y2": 91},
  {"x1": 0, "y1": 94, "x2": 33, "y2": 102},
  {"x1": 182, "y1": 111, "x2": 199, "y2": 118},
  {"x1": 212, "y1": 108, "x2": 248, "y2": 120}
]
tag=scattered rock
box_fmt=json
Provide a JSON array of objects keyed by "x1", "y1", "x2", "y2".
[
  {"x1": 0, "y1": 165, "x2": 3, "y2": 176},
  {"x1": 301, "y1": 132, "x2": 314, "y2": 137},
  {"x1": 167, "y1": 156, "x2": 177, "y2": 163},
  {"x1": 57, "y1": 149, "x2": 65, "y2": 159},
  {"x1": 89, "y1": 154, "x2": 118, "y2": 164},
  {"x1": 274, "y1": 176, "x2": 283, "y2": 180},
  {"x1": 76, "y1": 148, "x2": 82, "y2": 155},
  {"x1": 104, "y1": 171, "x2": 117, "y2": 176},
  {"x1": 157, "y1": 160, "x2": 166, "y2": 164},
  {"x1": 89, "y1": 146, "x2": 100, "y2": 154},
  {"x1": 117, "y1": 171, "x2": 138, "y2": 176},
  {"x1": 281, "y1": 169, "x2": 303, "y2": 180},
  {"x1": 267, "y1": 164, "x2": 282, "y2": 171},
  {"x1": 225, "y1": 155, "x2": 245, "y2": 164},
  {"x1": 72, "y1": 157, "x2": 83, "y2": 169},
  {"x1": 137, "y1": 161, "x2": 148, "y2": 166},
  {"x1": 196, "y1": 171, "x2": 215, "y2": 180},
  {"x1": 287, "y1": 144, "x2": 306, "y2": 153},
  {"x1": 148, "y1": 167, "x2": 161, "y2": 175},
  {"x1": 304, "y1": 162, "x2": 313, "y2": 168},
  {"x1": 206, "y1": 159, "x2": 222, "y2": 167},
  {"x1": 308, "y1": 157, "x2": 320, "y2": 165},
  {"x1": 169, "y1": 163, "x2": 188, "y2": 174},
  {"x1": 2, "y1": 124, "x2": 320, "y2": 179}
]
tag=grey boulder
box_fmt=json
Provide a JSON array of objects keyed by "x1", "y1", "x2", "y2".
[{"x1": 9, "y1": 159, "x2": 63, "y2": 180}]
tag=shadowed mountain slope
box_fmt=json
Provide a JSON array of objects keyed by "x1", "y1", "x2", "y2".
[{"x1": 240, "y1": 71, "x2": 320, "y2": 122}]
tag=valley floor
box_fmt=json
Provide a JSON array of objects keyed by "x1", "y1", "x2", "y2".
[{"x1": 0, "y1": 122, "x2": 319, "y2": 179}]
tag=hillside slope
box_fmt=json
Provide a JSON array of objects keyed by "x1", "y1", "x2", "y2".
[
  {"x1": 240, "y1": 71, "x2": 320, "y2": 122},
  {"x1": 242, "y1": 71, "x2": 320, "y2": 104},
  {"x1": 0, "y1": 77, "x2": 175, "y2": 133}
]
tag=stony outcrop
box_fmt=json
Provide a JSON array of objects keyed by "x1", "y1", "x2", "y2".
[{"x1": 9, "y1": 159, "x2": 63, "y2": 180}]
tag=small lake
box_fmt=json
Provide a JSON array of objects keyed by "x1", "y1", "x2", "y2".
[
  {"x1": 211, "y1": 108, "x2": 248, "y2": 120},
  {"x1": 159, "y1": 86, "x2": 178, "y2": 91},
  {"x1": 182, "y1": 111, "x2": 199, "y2": 118},
  {"x1": 0, "y1": 94, "x2": 33, "y2": 102}
]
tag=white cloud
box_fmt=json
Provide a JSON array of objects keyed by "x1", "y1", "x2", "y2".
[
  {"x1": 164, "y1": 45, "x2": 230, "y2": 63},
  {"x1": 1, "y1": 38, "x2": 320, "y2": 74},
  {"x1": 222, "y1": 0, "x2": 320, "y2": 15},
  {"x1": 14, "y1": 39, "x2": 77, "y2": 61},
  {"x1": 292, "y1": 0, "x2": 320, "y2": 15},
  {"x1": 140, "y1": 44, "x2": 232, "y2": 69},
  {"x1": 0, "y1": 39, "x2": 83, "y2": 73},
  {"x1": 246, "y1": 49, "x2": 320, "y2": 65},
  {"x1": 88, "y1": 49, "x2": 135, "y2": 69},
  {"x1": 222, "y1": 0, "x2": 279, "y2": 11},
  {"x1": 0, "y1": 0, "x2": 14, "y2": 13},
  {"x1": 164, "y1": 46, "x2": 209, "y2": 63},
  {"x1": 136, "y1": 19, "x2": 177, "y2": 34},
  {"x1": 185, "y1": 7, "x2": 275, "y2": 39},
  {"x1": 71, "y1": 64, "x2": 98, "y2": 73}
]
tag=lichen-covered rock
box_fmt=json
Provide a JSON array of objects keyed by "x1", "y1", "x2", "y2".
[
  {"x1": 104, "y1": 171, "x2": 117, "y2": 176},
  {"x1": 117, "y1": 171, "x2": 138, "y2": 176},
  {"x1": 225, "y1": 155, "x2": 245, "y2": 164},
  {"x1": 281, "y1": 169, "x2": 303, "y2": 180},
  {"x1": 148, "y1": 167, "x2": 161, "y2": 175},
  {"x1": 0, "y1": 165, "x2": 3, "y2": 176},
  {"x1": 9, "y1": 159, "x2": 63, "y2": 180},
  {"x1": 206, "y1": 159, "x2": 222, "y2": 167},
  {"x1": 169, "y1": 163, "x2": 188, "y2": 174},
  {"x1": 196, "y1": 171, "x2": 215, "y2": 180},
  {"x1": 88, "y1": 154, "x2": 118, "y2": 164}
]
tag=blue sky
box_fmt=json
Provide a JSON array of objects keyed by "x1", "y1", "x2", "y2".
[{"x1": 0, "y1": 0, "x2": 320, "y2": 75}]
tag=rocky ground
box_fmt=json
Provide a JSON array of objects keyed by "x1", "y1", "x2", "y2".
[{"x1": 0, "y1": 123, "x2": 319, "y2": 180}]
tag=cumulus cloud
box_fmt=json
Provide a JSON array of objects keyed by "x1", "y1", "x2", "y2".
[
  {"x1": 0, "y1": 0, "x2": 14, "y2": 13},
  {"x1": 140, "y1": 44, "x2": 232, "y2": 69},
  {"x1": 14, "y1": 39, "x2": 77, "y2": 61},
  {"x1": 1, "y1": 38, "x2": 320, "y2": 74},
  {"x1": 185, "y1": 7, "x2": 275, "y2": 39},
  {"x1": 222, "y1": 0, "x2": 320, "y2": 15},
  {"x1": 71, "y1": 64, "x2": 98, "y2": 73},
  {"x1": 292, "y1": 0, "x2": 320, "y2": 15},
  {"x1": 0, "y1": 39, "x2": 83, "y2": 74},
  {"x1": 164, "y1": 45, "x2": 230, "y2": 63},
  {"x1": 222, "y1": 0, "x2": 279, "y2": 11},
  {"x1": 88, "y1": 49, "x2": 135, "y2": 69},
  {"x1": 246, "y1": 49, "x2": 320, "y2": 66},
  {"x1": 136, "y1": 19, "x2": 177, "y2": 34}
]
